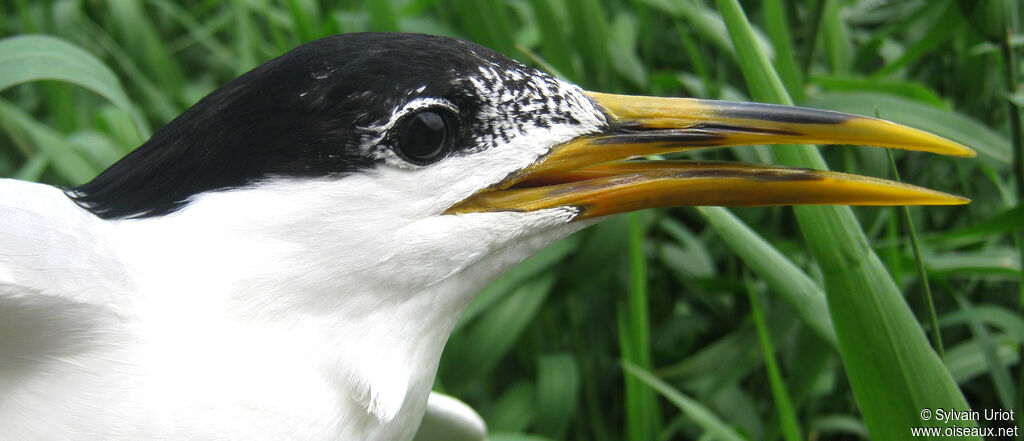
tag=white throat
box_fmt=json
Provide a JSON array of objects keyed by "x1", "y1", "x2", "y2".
[{"x1": 107, "y1": 178, "x2": 585, "y2": 436}]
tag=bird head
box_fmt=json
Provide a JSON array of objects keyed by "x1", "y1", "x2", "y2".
[
  {"x1": 70, "y1": 32, "x2": 972, "y2": 283},
  {"x1": 66, "y1": 32, "x2": 972, "y2": 425}
]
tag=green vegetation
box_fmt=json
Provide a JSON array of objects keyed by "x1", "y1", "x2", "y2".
[{"x1": 1, "y1": 1, "x2": 1021, "y2": 440}]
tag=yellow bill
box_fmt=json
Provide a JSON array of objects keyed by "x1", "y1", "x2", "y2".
[{"x1": 448, "y1": 92, "x2": 974, "y2": 219}]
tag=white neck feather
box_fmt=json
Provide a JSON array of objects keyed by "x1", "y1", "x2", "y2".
[{"x1": 109, "y1": 178, "x2": 583, "y2": 435}]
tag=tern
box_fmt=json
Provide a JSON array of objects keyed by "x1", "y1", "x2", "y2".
[{"x1": 0, "y1": 33, "x2": 973, "y2": 440}]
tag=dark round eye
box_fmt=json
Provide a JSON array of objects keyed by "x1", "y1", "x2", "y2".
[{"x1": 395, "y1": 110, "x2": 455, "y2": 165}]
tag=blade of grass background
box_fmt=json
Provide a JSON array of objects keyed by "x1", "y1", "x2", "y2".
[
  {"x1": 0, "y1": 35, "x2": 148, "y2": 136},
  {"x1": 444, "y1": 273, "x2": 558, "y2": 382},
  {"x1": 149, "y1": 0, "x2": 235, "y2": 71},
  {"x1": 453, "y1": 0, "x2": 516, "y2": 56},
  {"x1": 622, "y1": 362, "x2": 747, "y2": 441},
  {"x1": 745, "y1": 277, "x2": 802, "y2": 441},
  {"x1": 869, "y1": 0, "x2": 958, "y2": 79},
  {"x1": 886, "y1": 149, "x2": 944, "y2": 357},
  {"x1": 366, "y1": 0, "x2": 399, "y2": 33},
  {"x1": 489, "y1": 433, "x2": 558, "y2": 441},
  {"x1": 923, "y1": 248, "x2": 1020, "y2": 276},
  {"x1": 485, "y1": 382, "x2": 535, "y2": 432},
  {"x1": 608, "y1": 14, "x2": 647, "y2": 89},
  {"x1": 657, "y1": 218, "x2": 714, "y2": 279},
  {"x1": 952, "y1": 294, "x2": 1016, "y2": 411},
  {"x1": 74, "y1": 13, "x2": 181, "y2": 123},
  {"x1": 515, "y1": 45, "x2": 568, "y2": 82},
  {"x1": 232, "y1": 0, "x2": 259, "y2": 74},
  {"x1": 945, "y1": 337, "x2": 1019, "y2": 385},
  {"x1": 658, "y1": 306, "x2": 798, "y2": 400},
  {"x1": 810, "y1": 76, "x2": 945, "y2": 107},
  {"x1": 285, "y1": 0, "x2": 323, "y2": 43},
  {"x1": 527, "y1": 0, "x2": 579, "y2": 81},
  {"x1": 637, "y1": 0, "x2": 774, "y2": 65},
  {"x1": 695, "y1": 206, "x2": 837, "y2": 347},
  {"x1": 564, "y1": 0, "x2": 614, "y2": 89},
  {"x1": 714, "y1": 1, "x2": 980, "y2": 440},
  {"x1": 69, "y1": 129, "x2": 130, "y2": 167},
  {"x1": 798, "y1": 0, "x2": 825, "y2": 76},
  {"x1": 672, "y1": 20, "x2": 717, "y2": 98},
  {"x1": 105, "y1": 0, "x2": 186, "y2": 106},
  {"x1": 998, "y1": 0, "x2": 1024, "y2": 423},
  {"x1": 762, "y1": 0, "x2": 803, "y2": 101},
  {"x1": 618, "y1": 212, "x2": 660, "y2": 441},
  {"x1": 534, "y1": 353, "x2": 580, "y2": 439},
  {"x1": 810, "y1": 415, "x2": 869, "y2": 439},
  {"x1": 932, "y1": 205, "x2": 1024, "y2": 244},
  {"x1": 0, "y1": 100, "x2": 99, "y2": 184},
  {"x1": 13, "y1": 155, "x2": 48, "y2": 182},
  {"x1": 248, "y1": 0, "x2": 294, "y2": 53},
  {"x1": 820, "y1": 0, "x2": 851, "y2": 74},
  {"x1": 456, "y1": 236, "x2": 579, "y2": 332},
  {"x1": 804, "y1": 92, "x2": 1012, "y2": 166}
]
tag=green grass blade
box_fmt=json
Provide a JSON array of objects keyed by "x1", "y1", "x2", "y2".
[
  {"x1": 456, "y1": 235, "x2": 579, "y2": 332},
  {"x1": 672, "y1": 21, "x2": 717, "y2": 98},
  {"x1": 804, "y1": 92, "x2": 1012, "y2": 166},
  {"x1": 696, "y1": 206, "x2": 838, "y2": 348},
  {"x1": 657, "y1": 217, "x2": 714, "y2": 278},
  {"x1": 13, "y1": 155, "x2": 49, "y2": 181},
  {"x1": 0, "y1": 100, "x2": 100, "y2": 184},
  {"x1": 886, "y1": 149, "x2": 944, "y2": 357},
  {"x1": 0, "y1": 34, "x2": 148, "y2": 136},
  {"x1": 366, "y1": 0, "x2": 399, "y2": 32},
  {"x1": 952, "y1": 295, "x2": 1016, "y2": 410},
  {"x1": 485, "y1": 382, "x2": 536, "y2": 432},
  {"x1": 714, "y1": 1, "x2": 980, "y2": 440},
  {"x1": 637, "y1": 0, "x2": 773, "y2": 64},
  {"x1": 74, "y1": 13, "x2": 180, "y2": 124},
  {"x1": 821, "y1": 0, "x2": 852, "y2": 74},
  {"x1": 922, "y1": 248, "x2": 1020, "y2": 276},
  {"x1": 564, "y1": 0, "x2": 613, "y2": 88},
  {"x1": 148, "y1": 0, "x2": 236, "y2": 71},
  {"x1": 453, "y1": 0, "x2": 516, "y2": 56},
  {"x1": 870, "y1": 0, "x2": 958, "y2": 79},
  {"x1": 930, "y1": 205, "x2": 1024, "y2": 244},
  {"x1": 489, "y1": 433, "x2": 558, "y2": 441},
  {"x1": 945, "y1": 335, "x2": 1020, "y2": 384},
  {"x1": 618, "y1": 212, "x2": 659, "y2": 441},
  {"x1": 444, "y1": 273, "x2": 558, "y2": 381},
  {"x1": 104, "y1": 0, "x2": 186, "y2": 104},
  {"x1": 712, "y1": 2, "x2": 787, "y2": 104},
  {"x1": 534, "y1": 353, "x2": 580, "y2": 439},
  {"x1": 285, "y1": 0, "x2": 323, "y2": 42},
  {"x1": 745, "y1": 278, "x2": 802, "y2": 441},
  {"x1": 528, "y1": 0, "x2": 579, "y2": 81},
  {"x1": 810, "y1": 76, "x2": 945, "y2": 106},
  {"x1": 231, "y1": 0, "x2": 259, "y2": 74},
  {"x1": 810, "y1": 414, "x2": 869, "y2": 439},
  {"x1": 657, "y1": 324, "x2": 759, "y2": 381},
  {"x1": 622, "y1": 362, "x2": 748, "y2": 441},
  {"x1": 941, "y1": 305, "x2": 1024, "y2": 343},
  {"x1": 608, "y1": 14, "x2": 647, "y2": 89},
  {"x1": 761, "y1": 0, "x2": 803, "y2": 101}
]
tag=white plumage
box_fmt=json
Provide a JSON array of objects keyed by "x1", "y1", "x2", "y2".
[{"x1": 0, "y1": 91, "x2": 601, "y2": 439}]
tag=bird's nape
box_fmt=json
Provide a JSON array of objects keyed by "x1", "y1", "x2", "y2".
[{"x1": 449, "y1": 92, "x2": 974, "y2": 219}]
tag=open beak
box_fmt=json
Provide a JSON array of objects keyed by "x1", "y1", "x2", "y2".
[{"x1": 447, "y1": 92, "x2": 975, "y2": 220}]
